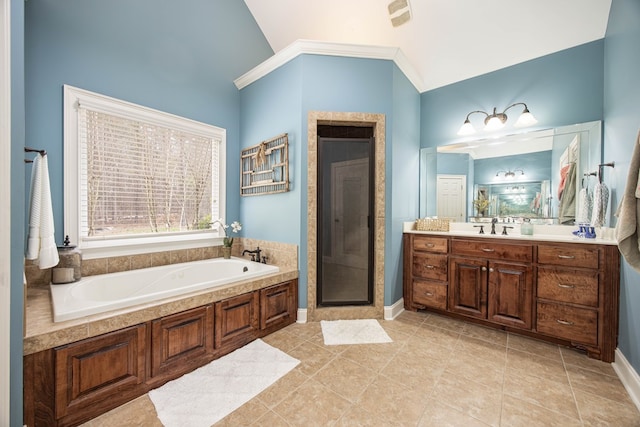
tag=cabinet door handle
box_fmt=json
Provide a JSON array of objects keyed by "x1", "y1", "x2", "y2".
[
  {"x1": 556, "y1": 319, "x2": 574, "y2": 326},
  {"x1": 489, "y1": 268, "x2": 494, "y2": 272},
  {"x1": 558, "y1": 283, "x2": 575, "y2": 289},
  {"x1": 557, "y1": 255, "x2": 575, "y2": 259},
  {"x1": 481, "y1": 266, "x2": 487, "y2": 271},
  {"x1": 482, "y1": 248, "x2": 495, "y2": 252}
]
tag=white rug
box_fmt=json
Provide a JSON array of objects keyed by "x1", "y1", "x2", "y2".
[
  {"x1": 148, "y1": 339, "x2": 299, "y2": 427},
  {"x1": 320, "y1": 319, "x2": 393, "y2": 345}
]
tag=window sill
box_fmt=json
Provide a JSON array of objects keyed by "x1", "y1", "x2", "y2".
[{"x1": 79, "y1": 232, "x2": 225, "y2": 260}]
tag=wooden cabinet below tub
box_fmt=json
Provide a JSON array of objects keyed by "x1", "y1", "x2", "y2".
[
  {"x1": 403, "y1": 233, "x2": 620, "y2": 362},
  {"x1": 24, "y1": 279, "x2": 298, "y2": 427}
]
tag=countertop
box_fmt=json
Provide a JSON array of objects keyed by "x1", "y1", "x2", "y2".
[
  {"x1": 24, "y1": 266, "x2": 298, "y2": 356},
  {"x1": 403, "y1": 221, "x2": 618, "y2": 246}
]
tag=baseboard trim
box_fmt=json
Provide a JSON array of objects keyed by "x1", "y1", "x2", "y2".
[
  {"x1": 384, "y1": 298, "x2": 405, "y2": 320},
  {"x1": 296, "y1": 308, "x2": 308, "y2": 324},
  {"x1": 613, "y1": 348, "x2": 640, "y2": 411}
]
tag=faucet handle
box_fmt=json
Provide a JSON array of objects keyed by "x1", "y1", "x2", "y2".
[
  {"x1": 261, "y1": 256, "x2": 268, "y2": 264},
  {"x1": 473, "y1": 225, "x2": 485, "y2": 234},
  {"x1": 501, "y1": 226, "x2": 514, "y2": 236}
]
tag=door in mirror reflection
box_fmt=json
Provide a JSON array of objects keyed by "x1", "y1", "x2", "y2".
[{"x1": 317, "y1": 131, "x2": 373, "y2": 306}]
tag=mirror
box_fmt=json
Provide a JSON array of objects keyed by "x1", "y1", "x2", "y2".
[{"x1": 419, "y1": 120, "x2": 604, "y2": 225}]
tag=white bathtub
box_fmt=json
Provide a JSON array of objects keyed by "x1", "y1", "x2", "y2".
[{"x1": 49, "y1": 257, "x2": 279, "y2": 322}]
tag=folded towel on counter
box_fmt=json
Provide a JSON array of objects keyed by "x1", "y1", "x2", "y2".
[
  {"x1": 25, "y1": 154, "x2": 59, "y2": 269},
  {"x1": 615, "y1": 130, "x2": 640, "y2": 273},
  {"x1": 591, "y1": 182, "x2": 610, "y2": 228}
]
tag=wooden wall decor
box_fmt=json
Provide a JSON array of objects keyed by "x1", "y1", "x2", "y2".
[{"x1": 241, "y1": 133, "x2": 289, "y2": 196}]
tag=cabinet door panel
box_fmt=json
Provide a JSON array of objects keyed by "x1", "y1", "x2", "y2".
[
  {"x1": 449, "y1": 257, "x2": 486, "y2": 319},
  {"x1": 55, "y1": 324, "x2": 146, "y2": 419},
  {"x1": 260, "y1": 281, "x2": 296, "y2": 332},
  {"x1": 488, "y1": 262, "x2": 532, "y2": 329},
  {"x1": 151, "y1": 305, "x2": 214, "y2": 379},
  {"x1": 215, "y1": 292, "x2": 259, "y2": 350}
]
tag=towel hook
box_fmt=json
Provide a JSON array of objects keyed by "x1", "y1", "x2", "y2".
[
  {"x1": 24, "y1": 147, "x2": 47, "y2": 163},
  {"x1": 597, "y1": 161, "x2": 615, "y2": 184}
]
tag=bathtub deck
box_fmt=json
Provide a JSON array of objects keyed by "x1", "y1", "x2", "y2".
[{"x1": 24, "y1": 266, "x2": 299, "y2": 355}]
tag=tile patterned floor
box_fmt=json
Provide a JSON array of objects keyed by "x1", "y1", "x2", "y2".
[{"x1": 82, "y1": 311, "x2": 640, "y2": 426}]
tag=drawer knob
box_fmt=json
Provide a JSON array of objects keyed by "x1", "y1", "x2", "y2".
[
  {"x1": 558, "y1": 283, "x2": 575, "y2": 289},
  {"x1": 557, "y1": 255, "x2": 575, "y2": 259},
  {"x1": 482, "y1": 248, "x2": 495, "y2": 252},
  {"x1": 556, "y1": 319, "x2": 574, "y2": 326}
]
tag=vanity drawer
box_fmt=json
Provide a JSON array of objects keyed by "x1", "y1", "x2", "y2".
[
  {"x1": 413, "y1": 236, "x2": 448, "y2": 253},
  {"x1": 537, "y1": 267, "x2": 599, "y2": 307},
  {"x1": 412, "y1": 280, "x2": 447, "y2": 310},
  {"x1": 451, "y1": 239, "x2": 532, "y2": 262},
  {"x1": 412, "y1": 252, "x2": 447, "y2": 281},
  {"x1": 537, "y1": 302, "x2": 598, "y2": 346},
  {"x1": 537, "y1": 244, "x2": 599, "y2": 269}
]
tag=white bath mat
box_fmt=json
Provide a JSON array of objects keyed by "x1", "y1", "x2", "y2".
[
  {"x1": 320, "y1": 319, "x2": 393, "y2": 345},
  {"x1": 148, "y1": 339, "x2": 299, "y2": 427}
]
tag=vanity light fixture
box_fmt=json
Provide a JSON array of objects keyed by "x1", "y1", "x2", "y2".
[
  {"x1": 458, "y1": 103, "x2": 537, "y2": 136},
  {"x1": 496, "y1": 169, "x2": 525, "y2": 179}
]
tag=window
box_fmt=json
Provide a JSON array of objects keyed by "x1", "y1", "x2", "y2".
[{"x1": 64, "y1": 85, "x2": 226, "y2": 258}]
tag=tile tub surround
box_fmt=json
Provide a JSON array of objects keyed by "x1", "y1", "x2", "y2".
[
  {"x1": 81, "y1": 311, "x2": 640, "y2": 426},
  {"x1": 306, "y1": 111, "x2": 386, "y2": 321},
  {"x1": 24, "y1": 238, "x2": 298, "y2": 286},
  {"x1": 23, "y1": 239, "x2": 298, "y2": 355}
]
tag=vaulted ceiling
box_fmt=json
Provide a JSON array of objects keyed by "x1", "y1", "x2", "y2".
[{"x1": 244, "y1": 0, "x2": 612, "y2": 92}]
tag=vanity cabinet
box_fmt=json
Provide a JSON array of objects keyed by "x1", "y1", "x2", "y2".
[
  {"x1": 404, "y1": 233, "x2": 619, "y2": 362},
  {"x1": 404, "y1": 236, "x2": 449, "y2": 311},
  {"x1": 449, "y1": 239, "x2": 533, "y2": 329},
  {"x1": 535, "y1": 243, "x2": 617, "y2": 359},
  {"x1": 24, "y1": 279, "x2": 298, "y2": 426}
]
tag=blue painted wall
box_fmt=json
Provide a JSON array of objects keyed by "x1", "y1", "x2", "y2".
[
  {"x1": 240, "y1": 55, "x2": 420, "y2": 307},
  {"x1": 24, "y1": 0, "x2": 274, "y2": 241},
  {"x1": 10, "y1": 0, "x2": 25, "y2": 423},
  {"x1": 421, "y1": 40, "x2": 604, "y2": 149},
  {"x1": 604, "y1": 0, "x2": 640, "y2": 372}
]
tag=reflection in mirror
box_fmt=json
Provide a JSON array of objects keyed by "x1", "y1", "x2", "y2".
[{"x1": 419, "y1": 121, "x2": 604, "y2": 226}]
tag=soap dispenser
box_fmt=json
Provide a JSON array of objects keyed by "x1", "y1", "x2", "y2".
[{"x1": 520, "y1": 218, "x2": 533, "y2": 236}]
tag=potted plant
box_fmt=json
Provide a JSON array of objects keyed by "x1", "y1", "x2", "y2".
[{"x1": 211, "y1": 219, "x2": 242, "y2": 259}]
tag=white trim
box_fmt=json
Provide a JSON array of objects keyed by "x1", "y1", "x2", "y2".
[
  {"x1": 613, "y1": 348, "x2": 640, "y2": 412},
  {"x1": 384, "y1": 298, "x2": 405, "y2": 320},
  {"x1": 0, "y1": 0, "x2": 11, "y2": 422},
  {"x1": 296, "y1": 308, "x2": 308, "y2": 323},
  {"x1": 234, "y1": 39, "x2": 425, "y2": 93}
]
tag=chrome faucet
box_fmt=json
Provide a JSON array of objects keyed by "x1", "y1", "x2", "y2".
[{"x1": 242, "y1": 246, "x2": 263, "y2": 263}]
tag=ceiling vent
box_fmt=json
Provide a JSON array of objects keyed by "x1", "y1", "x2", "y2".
[{"x1": 388, "y1": 0, "x2": 411, "y2": 27}]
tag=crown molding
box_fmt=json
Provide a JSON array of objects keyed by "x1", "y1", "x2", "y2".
[{"x1": 234, "y1": 39, "x2": 425, "y2": 93}]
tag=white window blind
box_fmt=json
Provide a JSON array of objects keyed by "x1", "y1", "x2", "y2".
[
  {"x1": 78, "y1": 108, "x2": 219, "y2": 238},
  {"x1": 64, "y1": 85, "x2": 226, "y2": 257}
]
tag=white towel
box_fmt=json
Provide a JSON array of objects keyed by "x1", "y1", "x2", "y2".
[
  {"x1": 616, "y1": 130, "x2": 640, "y2": 273},
  {"x1": 26, "y1": 154, "x2": 59, "y2": 269},
  {"x1": 576, "y1": 187, "x2": 593, "y2": 224},
  {"x1": 591, "y1": 182, "x2": 609, "y2": 228}
]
